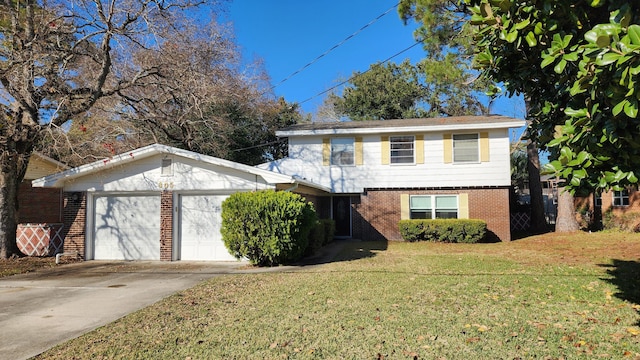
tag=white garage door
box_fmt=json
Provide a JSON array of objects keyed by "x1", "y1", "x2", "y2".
[
  {"x1": 179, "y1": 194, "x2": 236, "y2": 261},
  {"x1": 93, "y1": 195, "x2": 161, "y2": 260}
]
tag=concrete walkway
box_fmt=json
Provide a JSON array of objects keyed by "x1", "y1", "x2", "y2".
[{"x1": 0, "y1": 241, "x2": 350, "y2": 360}]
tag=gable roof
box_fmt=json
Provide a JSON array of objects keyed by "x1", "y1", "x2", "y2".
[
  {"x1": 32, "y1": 144, "x2": 329, "y2": 191},
  {"x1": 276, "y1": 115, "x2": 525, "y2": 136}
]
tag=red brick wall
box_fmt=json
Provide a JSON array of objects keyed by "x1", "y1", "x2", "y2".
[
  {"x1": 160, "y1": 191, "x2": 173, "y2": 261},
  {"x1": 353, "y1": 187, "x2": 511, "y2": 242},
  {"x1": 18, "y1": 182, "x2": 63, "y2": 223},
  {"x1": 62, "y1": 192, "x2": 86, "y2": 258}
]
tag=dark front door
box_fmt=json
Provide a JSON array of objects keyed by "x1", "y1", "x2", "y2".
[{"x1": 332, "y1": 196, "x2": 351, "y2": 237}]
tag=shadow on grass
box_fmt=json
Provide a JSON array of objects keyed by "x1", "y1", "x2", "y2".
[
  {"x1": 296, "y1": 240, "x2": 388, "y2": 266},
  {"x1": 600, "y1": 259, "x2": 640, "y2": 326}
]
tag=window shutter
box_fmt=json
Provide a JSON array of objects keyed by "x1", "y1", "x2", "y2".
[
  {"x1": 400, "y1": 194, "x2": 410, "y2": 220},
  {"x1": 480, "y1": 132, "x2": 490, "y2": 162},
  {"x1": 322, "y1": 138, "x2": 330, "y2": 166},
  {"x1": 459, "y1": 193, "x2": 469, "y2": 219},
  {"x1": 355, "y1": 137, "x2": 363, "y2": 165},
  {"x1": 415, "y1": 135, "x2": 424, "y2": 164},
  {"x1": 443, "y1": 134, "x2": 452, "y2": 163},
  {"x1": 381, "y1": 136, "x2": 390, "y2": 165}
]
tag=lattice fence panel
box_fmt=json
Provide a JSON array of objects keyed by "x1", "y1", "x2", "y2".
[
  {"x1": 17, "y1": 224, "x2": 64, "y2": 256},
  {"x1": 510, "y1": 212, "x2": 530, "y2": 231}
]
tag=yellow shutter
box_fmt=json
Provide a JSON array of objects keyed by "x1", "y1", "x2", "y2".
[
  {"x1": 480, "y1": 132, "x2": 490, "y2": 162},
  {"x1": 322, "y1": 138, "x2": 330, "y2": 166},
  {"x1": 415, "y1": 135, "x2": 424, "y2": 164},
  {"x1": 381, "y1": 136, "x2": 390, "y2": 165},
  {"x1": 400, "y1": 194, "x2": 410, "y2": 220},
  {"x1": 355, "y1": 137, "x2": 363, "y2": 165},
  {"x1": 443, "y1": 134, "x2": 452, "y2": 163},
  {"x1": 459, "y1": 193, "x2": 469, "y2": 219}
]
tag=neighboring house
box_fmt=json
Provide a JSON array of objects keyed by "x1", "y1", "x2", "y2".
[
  {"x1": 259, "y1": 115, "x2": 525, "y2": 242},
  {"x1": 32, "y1": 144, "x2": 330, "y2": 261},
  {"x1": 575, "y1": 187, "x2": 640, "y2": 229},
  {"x1": 17, "y1": 153, "x2": 69, "y2": 256}
]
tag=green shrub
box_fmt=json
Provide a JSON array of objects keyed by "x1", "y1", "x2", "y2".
[
  {"x1": 221, "y1": 190, "x2": 317, "y2": 266},
  {"x1": 305, "y1": 219, "x2": 337, "y2": 256},
  {"x1": 398, "y1": 219, "x2": 487, "y2": 243},
  {"x1": 603, "y1": 210, "x2": 640, "y2": 232}
]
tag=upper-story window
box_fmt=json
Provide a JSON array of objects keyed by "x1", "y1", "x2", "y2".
[
  {"x1": 390, "y1": 136, "x2": 414, "y2": 164},
  {"x1": 331, "y1": 138, "x2": 354, "y2": 166},
  {"x1": 410, "y1": 195, "x2": 458, "y2": 219},
  {"x1": 613, "y1": 190, "x2": 630, "y2": 206},
  {"x1": 453, "y1": 134, "x2": 479, "y2": 163}
]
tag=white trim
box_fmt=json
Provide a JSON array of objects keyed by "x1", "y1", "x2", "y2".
[{"x1": 276, "y1": 121, "x2": 524, "y2": 137}]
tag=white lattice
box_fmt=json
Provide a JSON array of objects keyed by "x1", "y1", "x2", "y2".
[
  {"x1": 510, "y1": 212, "x2": 530, "y2": 231},
  {"x1": 17, "y1": 224, "x2": 64, "y2": 257}
]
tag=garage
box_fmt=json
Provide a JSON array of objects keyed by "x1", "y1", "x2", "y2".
[
  {"x1": 179, "y1": 194, "x2": 236, "y2": 261},
  {"x1": 32, "y1": 144, "x2": 329, "y2": 261},
  {"x1": 93, "y1": 195, "x2": 161, "y2": 260}
]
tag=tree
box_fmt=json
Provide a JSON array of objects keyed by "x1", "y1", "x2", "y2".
[
  {"x1": 329, "y1": 59, "x2": 487, "y2": 121},
  {"x1": 466, "y1": 0, "x2": 640, "y2": 195},
  {"x1": 0, "y1": 0, "x2": 213, "y2": 258}
]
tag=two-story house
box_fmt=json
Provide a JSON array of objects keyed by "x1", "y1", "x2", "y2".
[
  {"x1": 260, "y1": 115, "x2": 525, "y2": 242},
  {"x1": 33, "y1": 115, "x2": 524, "y2": 261}
]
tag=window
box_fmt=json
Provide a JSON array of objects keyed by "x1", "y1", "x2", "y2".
[
  {"x1": 390, "y1": 136, "x2": 415, "y2": 164},
  {"x1": 453, "y1": 134, "x2": 479, "y2": 163},
  {"x1": 613, "y1": 190, "x2": 629, "y2": 206},
  {"x1": 410, "y1": 195, "x2": 458, "y2": 219},
  {"x1": 331, "y1": 138, "x2": 354, "y2": 166}
]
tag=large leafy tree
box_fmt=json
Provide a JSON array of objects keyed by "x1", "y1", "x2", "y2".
[
  {"x1": 466, "y1": 0, "x2": 640, "y2": 194},
  {"x1": 328, "y1": 59, "x2": 486, "y2": 121},
  {"x1": 0, "y1": 0, "x2": 215, "y2": 258}
]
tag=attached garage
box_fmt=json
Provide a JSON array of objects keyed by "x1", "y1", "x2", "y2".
[
  {"x1": 93, "y1": 194, "x2": 161, "y2": 260},
  {"x1": 178, "y1": 194, "x2": 235, "y2": 261},
  {"x1": 32, "y1": 144, "x2": 331, "y2": 261}
]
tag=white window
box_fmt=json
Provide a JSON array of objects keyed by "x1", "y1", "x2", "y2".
[
  {"x1": 331, "y1": 138, "x2": 354, "y2": 166},
  {"x1": 390, "y1": 136, "x2": 415, "y2": 164},
  {"x1": 453, "y1": 134, "x2": 479, "y2": 163},
  {"x1": 410, "y1": 195, "x2": 458, "y2": 219},
  {"x1": 613, "y1": 190, "x2": 629, "y2": 206}
]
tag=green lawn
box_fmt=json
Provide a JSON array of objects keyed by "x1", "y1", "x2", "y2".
[{"x1": 36, "y1": 232, "x2": 640, "y2": 359}]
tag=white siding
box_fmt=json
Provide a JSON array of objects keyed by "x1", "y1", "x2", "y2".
[
  {"x1": 261, "y1": 129, "x2": 512, "y2": 193},
  {"x1": 64, "y1": 154, "x2": 276, "y2": 192}
]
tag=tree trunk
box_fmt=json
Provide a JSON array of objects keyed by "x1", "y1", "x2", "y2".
[
  {"x1": 555, "y1": 187, "x2": 580, "y2": 232},
  {"x1": 527, "y1": 141, "x2": 547, "y2": 233},
  {"x1": 0, "y1": 149, "x2": 32, "y2": 258}
]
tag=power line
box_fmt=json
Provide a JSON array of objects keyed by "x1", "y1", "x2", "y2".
[
  {"x1": 298, "y1": 40, "x2": 423, "y2": 106},
  {"x1": 270, "y1": 2, "x2": 400, "y2": 91}
]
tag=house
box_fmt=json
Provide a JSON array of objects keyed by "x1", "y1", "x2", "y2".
[
  {"x1": 575, "y1": 186, "x2": 640, "y2": 230},
  {"x1": 17, "y1": 153, "x2": 69, "y2": 256},
  {"x1": 32, "y1": 144, "x2": 330, "y2": 261},
  {"x1": 259, "y1": 115, "x2": 525, "y2": 242}
]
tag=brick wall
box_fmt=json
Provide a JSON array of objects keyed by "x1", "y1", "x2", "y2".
[
  {"x1": 160, "y1": 191, "x2": 173, "y2": 261},
  {"x1": 353, "y1": 187, "x2": 511, "y2": 242},
  {"x1": 18, "y1": 182, "x2": 63, "y2": 223},
  {"x1": 62, "y1": 192, "x2": 86, "y2": 258}
]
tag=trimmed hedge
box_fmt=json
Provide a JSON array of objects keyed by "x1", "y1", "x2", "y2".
[
  {"x1": 221, "y1": 190, "x2": 317, "y2": 266},
  {"x1": 398, "y1": 219, "x2": 487, "y2": 243}
]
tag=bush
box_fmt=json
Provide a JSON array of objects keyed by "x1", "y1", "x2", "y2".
[
  {"x1": 603, "y1": 211, "x2": 640, "y2": 232},
  {"x1": 221, "y1": 190, "x2": 317, "y2": 266},
  {"x1": 398, "y1": 219, "x2": 487, "y2": 243},
  {"x1": 305, "y1": 219, "x2": 337, "y2": 256}
]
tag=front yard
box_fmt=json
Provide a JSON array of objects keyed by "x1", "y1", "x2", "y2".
[{"x1": 33, "y1": 232, "x2": 640, "y2": 359}]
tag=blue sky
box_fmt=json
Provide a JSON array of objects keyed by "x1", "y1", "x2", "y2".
[{"x1": 224, "y1": 0, "x2": 525, "y2": 123}]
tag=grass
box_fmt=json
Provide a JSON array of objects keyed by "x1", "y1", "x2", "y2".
[{"x1": 31, "y1": 231, "x2": 640, "y2": 359}]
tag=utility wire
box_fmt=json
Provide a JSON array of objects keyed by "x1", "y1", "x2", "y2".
[
  {"x1": 270, "y1": 2, "x2": 400, "y2": 91},
  {"x1": 298, "y1": 40, "x2": 423, "y2": 106}
]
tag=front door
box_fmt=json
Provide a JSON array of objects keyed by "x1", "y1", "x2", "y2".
[{"x1": 332, "y1": 196, "x2": 351, "y2": 237}]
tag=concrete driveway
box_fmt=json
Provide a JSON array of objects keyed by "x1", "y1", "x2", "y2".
[{"x1": 0, "y1": 260, "x2": 250, "y2": 360}]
